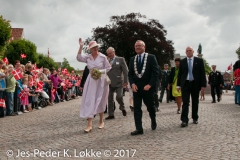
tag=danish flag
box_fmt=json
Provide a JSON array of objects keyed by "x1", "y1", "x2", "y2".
[
  {"x1": 20, "y1": 53, "x2": 27, "y2": 59},
  {"x1": 2, "y1": 57, "x2": 9, "y2": 65},
  {"x1": 12, "y1": 69, "x2": 23, "y2": 80},
  {"x1": 37, "y1": 81, "x2": 44, "y2": 89},
  {"x1": 18, "y1": 90, "x2": 28, "y2": 100},
  {"x1": 0, "y1": 99, "x2": 6, "y2": 108},
  {"x1": 35, "y1": 88, "x2": 43, "y2": 92},
  {"x1": 227, "y1": 63, "x2": 232, "y2": 71}
]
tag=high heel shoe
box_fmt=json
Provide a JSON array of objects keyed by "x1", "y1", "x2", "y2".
[
  {"x1": 98, "y1": 123, "x2": 104, "y2": 129},
  {"x1": 84, "y1": 127, "x2": 92, "y2": 133}
]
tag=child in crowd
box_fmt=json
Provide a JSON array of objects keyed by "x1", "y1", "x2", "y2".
[{"x1": 21, "y1": 78, "x2": 31, "y2": 113}]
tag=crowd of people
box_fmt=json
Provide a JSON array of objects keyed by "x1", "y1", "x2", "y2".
[{"x1": 0, "y1": 60, "x2": 83, "y2": 117}]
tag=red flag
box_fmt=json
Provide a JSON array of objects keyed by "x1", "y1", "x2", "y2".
[
  {"x1": 37, "y1": 81, "x2": 44, "y2": 89},
  {"x1": 0, "y1": 99, "x2": 6, "y2": 108},
  {"x1": 12, "y1": 69, "x2": 23, "y2": 80},
  {"x1": 2, "y1": 57, "x2": 9, "y2": 65},
  {"x1": 227, "y1": 63, "x2": 232, "y2": 70},
  {"x1": 35, "y1": 88, "x2": 43, "y2": 92},
  {"x1": 18, "y1": 90, "x2": 28, "y2": 100},
  {"x1": 68, "y1": 82, "x2": 72, "y2": 88},
  {"x1": 20, "y1": 53, "x2": 26, "y2": 59}
]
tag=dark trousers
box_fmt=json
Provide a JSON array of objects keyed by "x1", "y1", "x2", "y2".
[
  {"x1": 181, "y1": 81, "x2": 199, "y2": 123},
  {"x1": 159, "y1": 85, "x2": 170, "y2": 102},
  {"x1": 153, "y1": 84, "x2": 159, "y2": 108},
  {"x1": 108, "y1": 85, "x2": 125, "y2": 116},
  {"x1": 211, "y1": 85, "x2": 220, "y2": 101},
  {"x1": 133, "y1": 85, "x2": 156, "y2": 130}
]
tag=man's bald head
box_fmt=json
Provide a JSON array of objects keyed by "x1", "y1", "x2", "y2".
[{"x1": 186, "y1": 46, "x2": 194, "y2": 58}]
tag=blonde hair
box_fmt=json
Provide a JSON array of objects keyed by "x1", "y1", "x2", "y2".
[{"x1": 25, "y1": 63, "x2": 32, "y2": 71}]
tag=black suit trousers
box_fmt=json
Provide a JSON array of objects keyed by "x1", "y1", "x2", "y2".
[
  {"x1": 210, "y1": 85, "x2": 220, "y2": 101},
  {"x1": 181, "y1": 81, "x2": 199, "y2": 122},
  {"x1": 133, "y1": 86, "x2": 156, "y2": 130}
]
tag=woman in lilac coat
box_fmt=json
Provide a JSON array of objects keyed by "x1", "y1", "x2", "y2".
[{"x1": 77, "y1": 38, "x2": 111, "y2": 133}]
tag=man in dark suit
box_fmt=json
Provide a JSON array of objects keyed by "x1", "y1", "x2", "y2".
[
  {"x1": 177, "y1": 46, "x2": 206, "y2": 127},
  {"x1": 128, "y1": 40, "x2": 159, "y2": 135},
  {"x1": 208, "y1": 65, "x2": 223, "y2": 103},
  {"x1": 106, "y1": 47, "x2": 128, "y2": 119},
  {"x1": 159, "y1": 64, "x2": 170, "y2": 103}
]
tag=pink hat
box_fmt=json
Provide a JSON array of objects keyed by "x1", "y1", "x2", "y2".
[{"x1": 88, "y1": 41, "x2": 101, "y2": 50}]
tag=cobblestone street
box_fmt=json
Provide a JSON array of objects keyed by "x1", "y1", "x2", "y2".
[{"x1": 0, "y1": 91, "x2": 240, "y2": 159}]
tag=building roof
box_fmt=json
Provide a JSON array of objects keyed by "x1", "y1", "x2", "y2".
[{"x1": 10, "y1": 28, "x2": 24, "y2": 41}]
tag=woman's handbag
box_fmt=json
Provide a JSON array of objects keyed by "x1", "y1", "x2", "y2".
[
  {"x1": 105, "y1": 70, "x2": 111, "y2": 85},
  {"x1": 106, "y1": 74, "x2": 111, "y2": 85}
]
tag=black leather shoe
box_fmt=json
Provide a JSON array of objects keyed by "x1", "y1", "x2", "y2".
[
  {"x1": 129, "y1": 106, "x2": 134, "y2": 111},
  {"x1": 122, "y1": 109, "x2": 127, "y2": 116},
  {"x1": 217, "y1": 99, "x2": 220, "y2": 102},
  {"x1": 151, "y1": 122, "x2": 157, "y2": 130},
  {"x1": 158, "y1": 99, "x2": 162, "y2": 103},
  {"x1": 181, "y1": 122, "x2": 188, "y2": 127},
  {"x1": 211, "y1": 101, "x2": 216, "y2": 103},
  {"x1": 167, "y1": 101, "x2": 169, "y2": 103},
  {"x1": 131, "y1": 130, "x2": 143, "y2": 135},
  {"x1": 105, "y1": 116, "x2": 115, "y2": 120},
  {"x1": 193, "y1": 120, "x2": 198, "y2": 124}
]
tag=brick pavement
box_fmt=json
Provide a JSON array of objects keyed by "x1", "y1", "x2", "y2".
[{"x1": 0, "y1": 91, "x2": 240, "y2": 159}]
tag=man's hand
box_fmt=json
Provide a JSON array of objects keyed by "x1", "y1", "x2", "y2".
[
  {"x1": 132, "y1": 84, "x2": 138, "y2": 92},
  {"x1": 123, "y1": 83, "x2": 128, "y2": 87},
  {"x1": 177, "y1": 88, "x2": 181, "y2": 93},
  {"x1": 167, "y1": 84, "x2": 170, "y2": 90},
  {"x1": 79, "y1": 38, "x2": 84, "y2": 48},
  {"x1": 143, "y1": 84, "x2": 151, "y2": 91}
]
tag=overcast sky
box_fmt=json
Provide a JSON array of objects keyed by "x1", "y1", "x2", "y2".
[{"x1": 0, "y1": 0, "x2": 239, "y2": 71}]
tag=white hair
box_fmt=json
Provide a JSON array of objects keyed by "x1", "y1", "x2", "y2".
[
  {"x1": 136, "y1": 40, "x2": 145, "y2": 47},
  {"x1": 106, "y1": 47, "x2": 115, "y2": 52}
]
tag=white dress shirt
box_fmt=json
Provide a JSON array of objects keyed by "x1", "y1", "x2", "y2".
[{"x1": 187, "y1": 56, "x2": 194, "y2": 80}]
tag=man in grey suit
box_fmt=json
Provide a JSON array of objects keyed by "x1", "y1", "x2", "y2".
[{"x1": 105, "y1": 47, "x2": 129, "y2": 119}]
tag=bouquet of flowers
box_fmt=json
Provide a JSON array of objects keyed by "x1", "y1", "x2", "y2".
[{"x1": 90, "y1": 68, "x2": 102, "y2": 80}]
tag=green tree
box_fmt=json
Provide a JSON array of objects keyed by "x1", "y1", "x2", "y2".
[
  {"x1": 4, "y1": 39, "x2": 38, "y2": 64},
  {"x1": 0, "y1": 15, "x2": 11, "y2": 55},
  {"x1": 62, "y1": 58, "x2": 75, "y2": 72},
  {"x1": 37, "y1": 53, "x2": 58, "y2": 69},
  {"x1": 203, "y1": 58, "x2": 211, "y2": 75},
  {"x1": 85, "y1": 13, "x2": 175, "y2": 66}
]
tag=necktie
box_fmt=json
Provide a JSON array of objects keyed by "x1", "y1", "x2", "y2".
[
  {"x1": 138, "y1": 55, "x2": 142, "y2": 70},
  {"x1": 188, "y1": 59, "x2": 193, "y2": 81},
  {"x1": 109, "y1": 59, "x2": 113, "y2": 65}
]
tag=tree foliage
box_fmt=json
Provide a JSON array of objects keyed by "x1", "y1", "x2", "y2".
[
  {"x1": 0, "y1": 15, "x2": 11, "y2": 54},
  {"x1": 4, "y1": 39, "x2": 38, "y2": 65},
  {"x1": 85, "y1": 13, "x2": 175, "y2": 66},
  {"x1": 37, "y1": 53, "x2": 58, "y2": 69},
  {"x1": 62, "y1": 58, "x2": 75, "y2": 72},
  {"x1": 203, "y1": 58, "x2": 211, "y2": 75}
]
